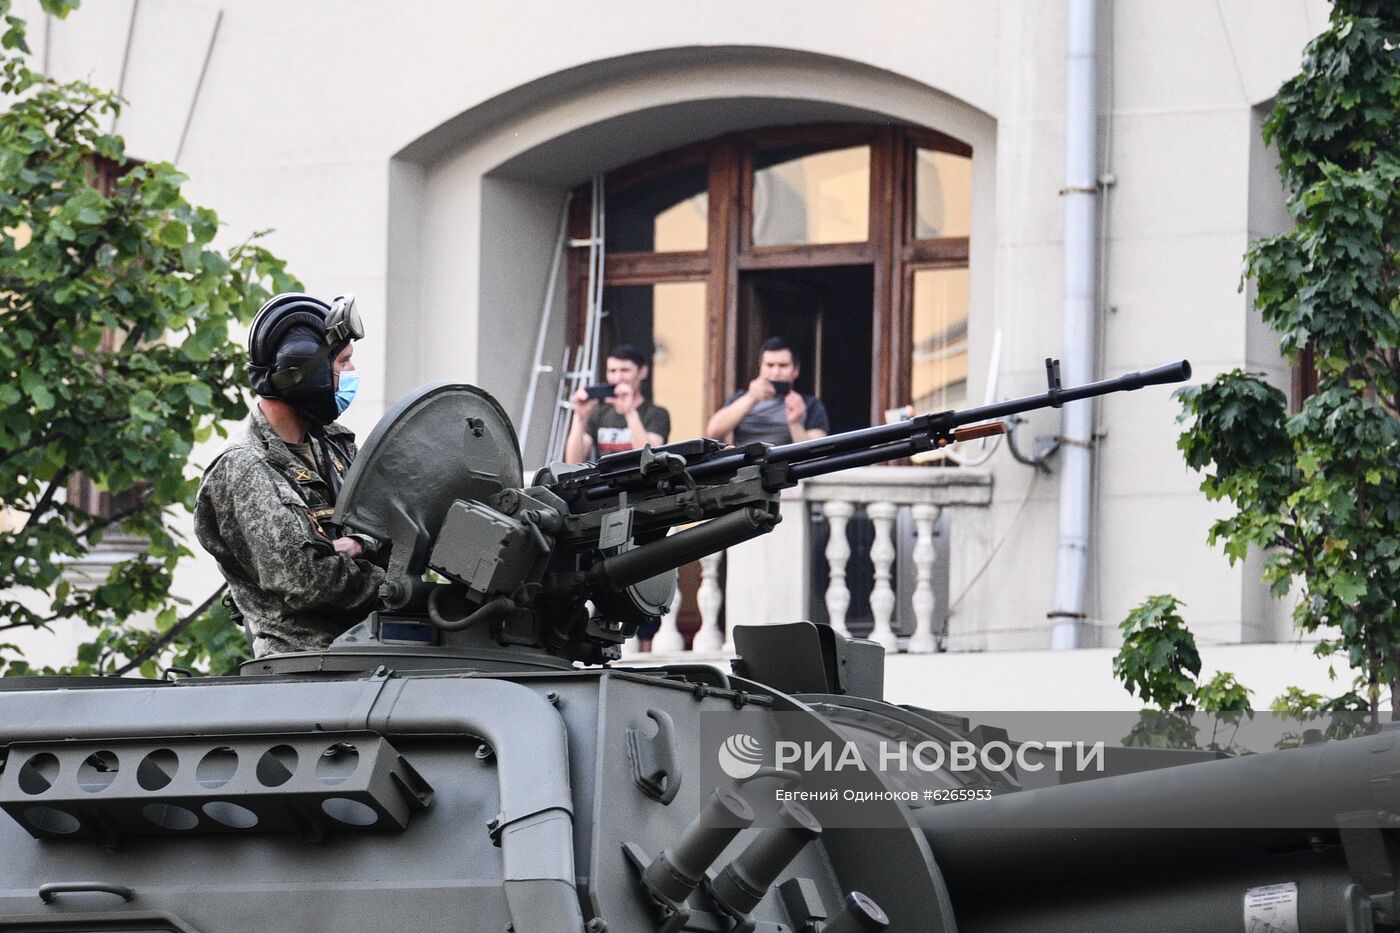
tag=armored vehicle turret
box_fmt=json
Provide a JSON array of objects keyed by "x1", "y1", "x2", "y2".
[{"x1": 3, "y1": 360, "x2": 1397, "y2": 933}]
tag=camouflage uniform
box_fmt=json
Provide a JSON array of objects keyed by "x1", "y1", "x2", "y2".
[{"x1": 195, "y1": 404, "x2": 383, "y2": 656}]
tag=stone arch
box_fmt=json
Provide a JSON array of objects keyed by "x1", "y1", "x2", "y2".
[{"x1": 386, "y1": 46, "x2": 996, "y2": 461}]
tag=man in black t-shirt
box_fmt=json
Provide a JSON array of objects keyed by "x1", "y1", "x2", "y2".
[
  {"x1": 706, "y1": 336, "x2": 830, "y2": 447},
  {"x1": 565, "y1": 344, "x2": 671, "y2": 463}
]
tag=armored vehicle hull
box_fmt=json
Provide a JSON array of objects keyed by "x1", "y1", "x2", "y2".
[
  {"x1": 2, "y1": 643, "x2": 1395, "y2": 933},
  {"x1": 6, "y1": 370, "x2": 1394, "y2": 931}
]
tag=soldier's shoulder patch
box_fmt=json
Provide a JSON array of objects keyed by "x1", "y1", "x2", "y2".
[{"x1": 304, "y1": 506, "x2": 335, "y2": 541}]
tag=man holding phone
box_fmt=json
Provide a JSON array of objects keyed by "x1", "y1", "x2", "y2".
[
  {"x1": 565, "y1": 344, "x2": 671, "y2": 463},
  {"x1": 706, "y1": 335, "x2": 830, "y2": 446}
]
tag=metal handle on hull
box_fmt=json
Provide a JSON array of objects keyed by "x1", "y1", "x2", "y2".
[{"x1": 39, "y1": 881, "x2": 135, "y2": 904}]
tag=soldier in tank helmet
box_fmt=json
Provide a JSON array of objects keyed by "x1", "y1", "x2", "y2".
[{"x1": 194, "y1": 292, "x2": 383, "y2": 657}]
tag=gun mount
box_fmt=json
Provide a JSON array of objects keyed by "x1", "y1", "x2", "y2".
[{"x1": 277, "y1": 358, "x2": 1189, "y2": 670}]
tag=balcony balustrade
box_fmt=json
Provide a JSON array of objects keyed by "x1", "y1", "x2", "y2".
[{"x1": 624, "y1": 466, "x2": 992, "y2": 659}]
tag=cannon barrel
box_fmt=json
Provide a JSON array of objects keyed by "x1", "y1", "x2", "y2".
[{"x1": 917, "y1": 725, "x2": 1398, "y2": 880}]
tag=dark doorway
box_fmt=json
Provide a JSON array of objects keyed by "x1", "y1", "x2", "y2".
[{"x1": 736, "y1": 266, "x2": 875, "y2": 433}]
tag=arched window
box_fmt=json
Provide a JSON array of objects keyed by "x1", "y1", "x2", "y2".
[{"x1": 567, "y1": 122, "x2": 972, "y2": 439}]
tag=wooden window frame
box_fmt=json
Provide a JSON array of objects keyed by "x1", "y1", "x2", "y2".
[
  {"x1": 738, "y1": 122, "x2": 880, "y2": 267},
  {"x1": 892, "y1": 130, "x2": 972, "y2": 416},
  {"x1": 567, "y1": 122, "x2": 973, "y2": 429}
]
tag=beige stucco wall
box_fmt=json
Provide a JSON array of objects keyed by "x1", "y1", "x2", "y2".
[{"x1": 11, "y1": 0, "x2": 1338, "y2": 698}]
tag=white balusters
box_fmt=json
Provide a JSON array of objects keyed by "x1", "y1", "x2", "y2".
[
  {"x1": 691, "y1": 552, "x2": 725, "y2": 651},
  {"x1": 908, "y1": 503, "x2": 940, "y2": 653},
  {"x1": 631, "y1": 477, "x2": 962, "y2": 658},
  {"x1": 822, "y1": 500, "x2": 855, "y2": 638},
  {"x1": 649, "y1": 580, "x2": 686, "y2": 653},
  {"x1": 865, "y1": 501, "x2": 899, "y2": 651}
]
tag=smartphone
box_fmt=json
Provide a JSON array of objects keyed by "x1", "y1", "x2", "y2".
[
  {"x1": 585, "y1": 383, "x2": 617, "y2": 400},
  {"x1": 769, "y1": 380, "x2": 791, "y2": 398}
]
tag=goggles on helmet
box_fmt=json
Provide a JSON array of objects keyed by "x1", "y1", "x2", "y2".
[
  {"x1": 267, "y1": 293, "x2": 365, "y2": 392},
  {"x1": 324, "y1": 293, "x2": 364, "y2": 346}
]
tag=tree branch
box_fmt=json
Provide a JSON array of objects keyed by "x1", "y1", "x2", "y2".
[
  {"x1": 50, "y1": 100, "x2": 95, "y2": 146},
  {"x1": 0, "y1": 594, "x2": 92, "y2": 632},
  {"x1": 0, "y1": 435, "x2": 55, "y2": 470},
  {"x1": 108, "y1": 585, "x2": 226, "y2": 677},
  {"x1": 0, "y1": 618, "x2": 51, "y2": 635},
  {"x1": 21, "y1": 469, "x2": 69, "y2": 533}
]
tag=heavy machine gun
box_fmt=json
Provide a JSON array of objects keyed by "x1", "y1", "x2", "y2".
[{"x1": 332, "y1": 359, "x2": 1191, "y2": 665}]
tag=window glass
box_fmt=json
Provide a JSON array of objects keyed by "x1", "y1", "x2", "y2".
[
  {"x1": 752, "y1": 144, "x2": 870, "y2": 247},
  {"x1": 601, "y1": 281, "x2": 708, "y2": 442},
  {"x1": 914, "y1": 148, "x2": 972, "y2": 239},
  {"x1": 910, "y1": 268, "x2": 969, "y2": 413},
  {"x1": 605, "y1": 163, "x2": 708, "y2": 253}
]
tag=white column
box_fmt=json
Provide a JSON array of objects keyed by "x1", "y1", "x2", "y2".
[
  {"x1": 649, "y1": 580, "x2": 686, "y2": 654},
  {"x1": 822, "y1": 500, "x2": 855, "y2": 638},
  {"x1": 865, "y1": 501, "x2": 900, "y2": 651},
  {"x1": 908, "y1": 503, "x2": 940, "y2": 653},
  {"x1": 692, "y1": 552, "x2": 725, "y2": 652}
]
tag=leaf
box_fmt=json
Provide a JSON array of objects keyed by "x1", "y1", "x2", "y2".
[
  {"x1": 38, "y1": 0, "x2": 81, "y2": 18},
  {"x1": 1331, "y1": 573, "x2": 1367, "y2": 604},
  {"x1": 184, "y1": 383, "x2": 212, "y2": 407},
  {"x1": 2, "y1": 21, "x2": 30, "y2": 54},
  {"x1": 156, "y1": 219, "x2": 187, "y2": 249},
  {"x1": 20, "y1": 369, "x2": 55, "y2": 411},
  {"x1": 180, "y1": 243, "x2": 201, "y2": 270}
]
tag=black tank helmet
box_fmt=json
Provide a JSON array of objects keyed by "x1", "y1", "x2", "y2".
[{"x1": 246, "y1": 292, "x2": 363, "y2": 426}]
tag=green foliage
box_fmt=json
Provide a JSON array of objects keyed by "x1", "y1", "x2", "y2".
[
  {"x1": 0, "y1": 0, "x2": 291, "y2": 677},
  {"x1": 1173, "y1": 1, "x2": 1400, "y2": 714},
  {"x1": 1195, "y1": 671, "x2": 1253, "y2": 714},
  {"x1": 164, "y1": 598, "x2": 249, "y2": 675},
  {"x1": 1269, "y1": 685, "x2": 1371, "y2": 746},
  {"x1": 1121, "y1": 710, "x2": 1200, "y2": 751},
  {"x1": 1114, "y1": 597, "x2": 1254, "y2": 750},
  {"x1": 1114, "y1": 595, "x2": 1201, "y2": 711}
]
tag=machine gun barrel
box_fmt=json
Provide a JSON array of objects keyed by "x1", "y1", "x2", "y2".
[
  {"x1": 683, "y1": 359, "x2": 1192, "y2": 489},
  {"x1": 938, "y1": 358, "x2": 1192, "y2": 425},
  {"x1": 767, "y1": 359, "x2": 1191, "y2": 466}
]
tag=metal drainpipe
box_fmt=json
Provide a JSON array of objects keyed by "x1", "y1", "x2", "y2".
[{"x1": 1050, "y1": 0, "x2": 1099, "y2": 650}]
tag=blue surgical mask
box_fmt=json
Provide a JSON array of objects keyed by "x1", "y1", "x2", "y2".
[{"x1": 335, "y1": 370, "x2": 361, "y2": 415}]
